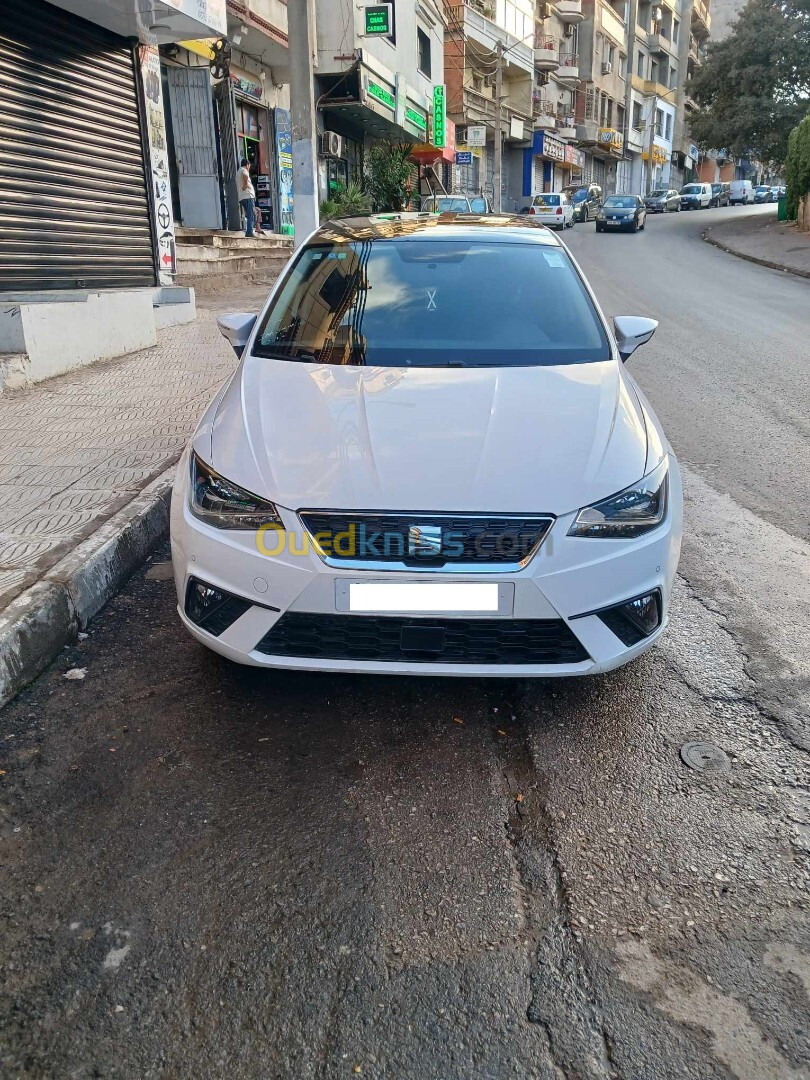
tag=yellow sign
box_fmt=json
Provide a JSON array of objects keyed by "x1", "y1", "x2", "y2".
[
  {"x1": 179, "y1": 39, "x2": 217, "y2": 60},
  {"x1": 642, "y1": 145, "x2": 669, "y2": 164}
]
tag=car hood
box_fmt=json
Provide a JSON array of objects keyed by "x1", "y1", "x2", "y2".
[
  {"x1": 604, "y1": 207, "x2": 636, "y2": 215},
  {"x1": 207, "y1": 358, "x2": 648, "y2": 516}
]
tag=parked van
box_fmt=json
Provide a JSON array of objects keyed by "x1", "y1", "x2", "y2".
[
  {"x1": 729, "y1": 180, "x2": 754, "y2": 205},
  {"x1": 680, "y1": 182, "x2": 713, "y2": 210}
]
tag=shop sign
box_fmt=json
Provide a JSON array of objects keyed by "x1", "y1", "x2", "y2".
[
  {"x1": 275, "y1": 108, "x2": 294, "y2": 236},
  {"x1": 138, "y1": 44, "x2": 175, "y2": 284},
  {"x1": 539, "y1": 132, "x2": 565, "y2": 161},
  {"x1": 404, "y1": 105, "x2": 427, "y2": 134},
  {"x1": 599, "y1": 128, "x2": 624, "y2": 153},
  {"x1": 164, "y1": 0, "x2": 227, "y2": 36},
  {"x1": 456, "y1": 151, "x2": 472, "y2": 164},
  {"x1": 510, "y1": 116, "x2": 524, "y2": 140},
  {"x1": 364, "y1": 4, "x2": 392, "y2": 34},
  {"x1": 432, "y1": 85, "x2": 446, "y2": 148},
  {"x1": 689, "y1": 143, "x2": 699, "y2": 160},
  {"x1": 367, "y1": 79, "x2": 396, "y2": 111},
  {"x1": 231, "y1": 71, "x2": 263, "y2": 100},
  {"x1": 564, "y1": 144, "x2": 583, "y2": 167},
  {"x1": 466, "y1": 124, "x2": 487, "y2": 147}
]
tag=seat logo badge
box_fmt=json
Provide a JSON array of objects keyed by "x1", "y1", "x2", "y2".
[{"x1": 408, "y1": 524, "x2": 442, "y2": 556}]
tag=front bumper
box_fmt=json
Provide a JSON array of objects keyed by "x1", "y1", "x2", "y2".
[{"x1": 170, "y1": 451, "x2": 683, "y2": 677}]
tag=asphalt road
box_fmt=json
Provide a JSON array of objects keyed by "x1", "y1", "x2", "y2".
[{"x1": 1, "y1": 208, "x2": 809, "y2": 1080}]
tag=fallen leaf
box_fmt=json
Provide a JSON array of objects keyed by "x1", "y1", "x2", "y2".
[
  {"x1": 497, "y1": 729, "x2": 507, "y2": 737},
  {"x1": 353, "y1": 1067, "x2": 363, "y2": 1075},
  {"x1": 63, "y1": 668, "x2": 87, "y2": 681},
  {"x1": 453, "y1": 717, "x2": 464, "y2": 725},
  {"x1": 109, "y1": 747, "x2": 117, "y2": 753},
  {"x1": 516, "y1": 793, "x2": 524, "y2": 803}
]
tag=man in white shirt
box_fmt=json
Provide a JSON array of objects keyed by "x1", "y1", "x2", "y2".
[{"x1": 237, "y1": 157, "x2": 256, "y2": 237}]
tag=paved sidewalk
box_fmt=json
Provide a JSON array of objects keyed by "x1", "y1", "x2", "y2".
[
  {"x1": 704, "y1": 210, "x2": 810, "y2": 278},
  {"x1": 0, "y1": 315, "x2": 234, "y2": 611}
]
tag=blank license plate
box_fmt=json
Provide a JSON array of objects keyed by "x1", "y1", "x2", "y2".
[{"x1": 341, "y1": 582, "x2": 505, "y2": 614}]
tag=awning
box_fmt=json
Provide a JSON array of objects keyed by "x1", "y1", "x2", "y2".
[{"x1": 46, "y1": 0, "x2": 227, "y2": 44}]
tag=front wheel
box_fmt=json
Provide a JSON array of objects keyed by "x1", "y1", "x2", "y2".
[{"x1": 632, "y1": 219, "x2": 639, "y2": 232}]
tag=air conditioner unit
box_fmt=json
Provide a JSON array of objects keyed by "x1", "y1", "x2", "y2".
[
  {"x1": 601, "y1": 61, "x2": 612, "y2": 75},
  {"x1": 320, "y1": 131, "x2": 343, "y2": 158},
  {"x1": 472, "y1": 74, "x2": 483, "y2": 91},
  {"x1": 483, "y1": 74, "x2": 495, "y2": 88},
  {"x1": 537, "y1": 2, "x2": 551, "y2": 18}
]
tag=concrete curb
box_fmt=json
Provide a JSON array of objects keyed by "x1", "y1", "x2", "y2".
[
  {"x1": 0, "y1": 465, "x2": 177, "y2": 710},
  {"x1": 702, "y1": 228, "x2": 810, "y2": 280}
]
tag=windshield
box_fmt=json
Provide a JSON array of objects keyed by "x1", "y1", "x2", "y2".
[
  {"x1": 682, "y1": 185, "x2": 702, "y2": 194},
  {"x1": 423, "y1": 197, "x2": 471, "y2": 212},
  {"x1": 532, "y1": 194, "x2": 561, "y2": 206},
  {"x1": 711, "y1": 185, "x2": 723, "y2": 193},
  {"x1": 569, "y1": 188, "x2": 588, "y2": 203},
  {"x1": 756, "y1": 186, "x2": 770, "y2": 193},
  {"x1": 603, "y1": 196, "x2": 637, "y2": 208},
  {"x1": 253, "y1": 240, "x2": 611, "y2": 368},
  {"x1": 649, "y1": 190, "x2": 667, "y2": 198}
]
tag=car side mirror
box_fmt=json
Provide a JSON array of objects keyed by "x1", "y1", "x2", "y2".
[
  {"x1": 613, "y1": 316, "x2": 658, "y2": 362},
  {"x1": 217, "y1": 313, "x2": 257, "y2": 358}
]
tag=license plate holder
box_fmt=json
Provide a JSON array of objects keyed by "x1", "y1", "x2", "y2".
[{"x1": 335, "y1": 581, "x2": 515, "y2": 615}]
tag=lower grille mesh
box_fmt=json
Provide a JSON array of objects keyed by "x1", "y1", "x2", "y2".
[{"x1": 255, "y1": 613, "x2": 588, "y2": 665}]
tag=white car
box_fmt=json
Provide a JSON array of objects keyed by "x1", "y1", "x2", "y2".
[
  {"x1": 171, "y1": 214, "x2": 682, "y2": 677},
  {"x1": 526, "y1": 192, "x2": 574, "y2": 229}
]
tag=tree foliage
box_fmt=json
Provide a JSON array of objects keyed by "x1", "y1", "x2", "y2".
[
  {"x1": 785, "y1": 116, "x2": 810, "y2": 217},
  {"x1": 688, "y1": 0, "x2": 810, "y2": 166},
  {"x1": 365, "y1": 143, "x2": 414, "y2": 212}
]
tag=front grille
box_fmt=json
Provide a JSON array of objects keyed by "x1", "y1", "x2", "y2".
[
  {"x1": 255, "y1": 613, "x2": 588, "y2": 665},
  {"x1": 298, "y1": 512, "x2": 553, "y2": 567}
]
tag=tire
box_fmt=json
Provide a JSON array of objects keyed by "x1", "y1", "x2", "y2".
[
  {"x1": 640, "y1": 218, "x2": 646, "y2": 230},
  {"x1": 632, "y1": 219, "x2": 639, "y2": 232}
]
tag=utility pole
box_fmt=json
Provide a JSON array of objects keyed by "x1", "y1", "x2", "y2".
[
  {"x1": 645, "y1": 93, "x2": 657, "y2": 195},
  {"x1": 493, "y1": 40, "x2": 503, "y2": 213},
  {"x1": 289, "y1": 0, "x2": 319, "y2": 246}
]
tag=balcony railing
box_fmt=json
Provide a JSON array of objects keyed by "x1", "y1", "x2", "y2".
[
  {"x1": 532, "y1": 94, "x2": 555, "y2": 117},
  {"x1": 534, "y1": 36, "x2": 560, "y2": 69},
  {"x1": 468, "y1": 0, "x2": 496, "y2": 19},
  {"x1": 556, "y1": 51, "x2": 579, "y2": 79}
]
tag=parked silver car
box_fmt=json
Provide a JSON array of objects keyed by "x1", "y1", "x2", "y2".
[{"x1": 644, "y1": 189, "x2": 681, "y2": 213}]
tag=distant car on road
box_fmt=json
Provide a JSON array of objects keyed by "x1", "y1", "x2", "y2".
[
  {"x1": 526, "y1": 192, "x2": 574, "y2": 229},
  {"x1": 596, "y1": 195, "x2": 647, "y2": 232},
  {"x1": 770, "y1": 186, "x2": 782, "y2": 201},
  {"x1": 754, "y1": 185, "x2": 774, "y2": 204},
  {"x1": 421, "y1": 194, "x2": 492, "y2": 214},
  {"x1": 680, "y1": 183, "x2": 713, "y2": 210},
  {"x1": 173, "y1": 212, "x2": 682, "y2": 677},
  {"x1": 729, "y1": 180, "x2": 753, "y2": 205},
  {"x1": 709, "y1": 183, "x2": 730, "y2": 207},
  {"x1": 644, "y1": 189, "x2": 681, "y2": 213},
  {"x1": 563, "y1": 183, "x2": 603, "y2": 222}
]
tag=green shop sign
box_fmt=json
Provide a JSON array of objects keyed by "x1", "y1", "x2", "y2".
[
  {"x1": 367, "y1": 80, "x2": 396, "y2": 111},
  {"x1": 404, "y1": 106, "x2": 427, "y2": 133},
  {"x1": 432, "y1": 84, "x2": 446, "y2": 148},
  {"x1": 364, "y1": 5, "x2": 391, "y2": 35}
]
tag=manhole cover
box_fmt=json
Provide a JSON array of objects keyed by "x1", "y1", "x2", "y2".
[{"x1": 680, "y1": 741, "x2": 731, "y2": 775}]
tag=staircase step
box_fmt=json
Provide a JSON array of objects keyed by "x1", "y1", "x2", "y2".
[{"x1": 175, "y1": 251, "x2": 291, "y2": 279}]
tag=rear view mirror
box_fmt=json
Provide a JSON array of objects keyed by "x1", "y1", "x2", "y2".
[
  {"x1": 613, "y1": 316, "x2": 658, "y2": 362},
  {"x1": 217, "y1": 313, "x2": 257, "y2": 358}
]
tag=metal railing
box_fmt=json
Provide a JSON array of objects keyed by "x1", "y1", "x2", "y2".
[{"x1": 558, "y1": 51, "x2": 579, "y2": 68}]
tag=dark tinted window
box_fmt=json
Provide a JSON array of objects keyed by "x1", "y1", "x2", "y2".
[
  {"x1": 253, "y1": 240, "x2": 610, "y2": 368},
  {"x1": 604, "y1": 196, "x2": 638, "y2": 208}
]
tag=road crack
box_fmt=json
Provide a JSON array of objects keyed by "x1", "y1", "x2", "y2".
[{"x1": 492, "y1": 695, "x2": 616, "y2": 1080}]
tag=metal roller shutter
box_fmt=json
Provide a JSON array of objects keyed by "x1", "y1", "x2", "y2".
[{"x1": 0, "y1": 0, "x2": 156, "y2": 291}]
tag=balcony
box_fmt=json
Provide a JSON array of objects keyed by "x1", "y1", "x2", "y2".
[
  {"x1": 534, "y1": 38, "x2": 559, "y2": 70},
  {"x1": 692, "y1": 0, "x2": 710, "y2": 36},
  {"x1": 688, "y1": 36, "x2": 706, "y2": 68},
  {"x1": 555, "y1": 51, "x2": 579, "y2": 81},
  {"x1": 576, "y1": 119, "x2": 599, "y2": 144},
  {"x1": 555, "y1": 0, "x2": 584, "y2": 23},
  {"x1": 647, "y1": 31, "x2": 674, "y2": 55},
  {"x1": 532, "y1": 94, "x2": 557, "y2": 129},
  {"x1": 463, "y1": 0, "x2": 534, "y2": 74}
]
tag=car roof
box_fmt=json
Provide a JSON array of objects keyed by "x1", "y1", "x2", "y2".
[{"x1": 312, "y1": 212, "x2": 564, "y2": 246}]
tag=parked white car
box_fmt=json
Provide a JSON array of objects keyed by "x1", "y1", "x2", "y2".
[
  {"x1": 526, "y1": 192, "x2": 574, "y2": 229},
  {"x1": 679, "y1": 182, "x2": 713, "y2": 210},
  {"x1": 171, "y1": 213, "x2": 682, "y2": 677},
  {"x1": 729, "y1": 180, "x2": 754, "y2": 205}
]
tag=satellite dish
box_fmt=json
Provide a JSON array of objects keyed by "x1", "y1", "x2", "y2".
[{"x1": 209, "y1": 38, "x2": 232, "y2": 82}]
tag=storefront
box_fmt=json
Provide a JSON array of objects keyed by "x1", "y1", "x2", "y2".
[
  {"x1": 522, "y1": 131, "x2": 571, "y2": 196},
  {"x1": 0, "y1": 0, "x2": 157, "y2": 291}
]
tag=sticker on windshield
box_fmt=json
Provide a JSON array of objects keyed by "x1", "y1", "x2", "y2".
[{"x1": 542, "y1": 251, "x2": 566, "y2": 268}]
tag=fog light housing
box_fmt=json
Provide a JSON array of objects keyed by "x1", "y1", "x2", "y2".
[
  {"x1": 185, "y1": 577, "x2": 252, "y2": 637},
  {"x1": 596, "y1": 590, "x2": 662, "y2": 646}
]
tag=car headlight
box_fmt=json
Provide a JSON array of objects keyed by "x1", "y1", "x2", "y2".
[
  {"x1": 596, "y1": 211, "x2": 605, "y2": 220},
  {"x1": 568, "y1": 457, "x2": 668, "y2": 538},
  {"x1": 189, "y1": 451, "x2": 284, "y2": 530}
]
